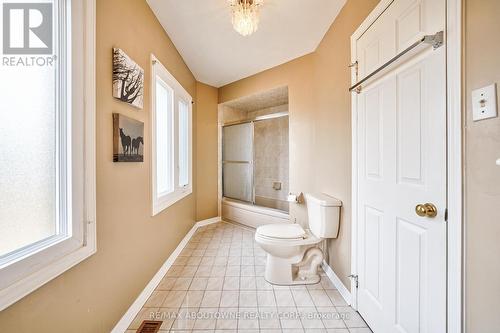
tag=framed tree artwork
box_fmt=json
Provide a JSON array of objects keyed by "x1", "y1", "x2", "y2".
[
  {"x1": 112, "y1": 48, "x2": 144, "y2": 109},
  {"x1": 113, "y1": 113, "x2": 144, "y2": 162}
]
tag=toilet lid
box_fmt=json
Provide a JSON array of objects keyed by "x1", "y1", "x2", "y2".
[{"x1": 257, "y1": 223, "x2": 306, "y2": 239}]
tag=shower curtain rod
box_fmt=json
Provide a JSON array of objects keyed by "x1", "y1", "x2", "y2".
[{"x1": 222, "y1": 111, "x2": 289, "y2": 127}]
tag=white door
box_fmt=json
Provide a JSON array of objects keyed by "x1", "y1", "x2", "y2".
[{"x1": 353, "y1": 0, "x2": 446, "y2": 332}]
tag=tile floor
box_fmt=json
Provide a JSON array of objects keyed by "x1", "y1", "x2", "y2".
[{"x1": 126, "y1": 222, "x2": 372, "y2": 333}]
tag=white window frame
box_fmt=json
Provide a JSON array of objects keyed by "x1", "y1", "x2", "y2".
[
  {"x1": 151, "y1": 55, "x2": 193, "y2": 216},
  {"x1": 0, "y1": 0, "x2": 96, "y2": 311}
]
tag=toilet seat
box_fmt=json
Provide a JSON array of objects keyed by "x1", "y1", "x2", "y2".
[
  {"x1": 257, "y1": 223, "x2": 306, "y2": 240},
  {"x1": 255, "y1": 224, "x2": 321, "y2": 246}
]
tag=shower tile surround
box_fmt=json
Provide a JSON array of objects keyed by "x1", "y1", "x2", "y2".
[
  {"x1": 253, "y1": 115, "x2": 289, "y2": 204},
  {"x1": 223, "y1": 86, "x2": 289, "y2": 113},
  {"x1": 127, "y1": 222, "x2": 371, "y2": 332}
]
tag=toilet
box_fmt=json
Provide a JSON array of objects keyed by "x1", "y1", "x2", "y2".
[{"x1": 255, "y1": 193, "x2": 342, "y2": 285}]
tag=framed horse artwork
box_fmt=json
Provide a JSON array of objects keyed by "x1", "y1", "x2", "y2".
[{"x1": 113, "y1": 113, "x2": 144, "y2": 162}]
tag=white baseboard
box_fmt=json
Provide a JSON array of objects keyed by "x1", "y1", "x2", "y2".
[
  {"x1": 195, "y1": 216, "x2": 221, "y2": 227},
  {"x1": 111, "y1": 216, "x2": 221, "y2": 333},
  {"x1": 321, "y1": 260, "x2": 352, "y2": 305}
]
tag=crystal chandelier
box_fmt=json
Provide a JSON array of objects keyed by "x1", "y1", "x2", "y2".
[{"x1": 228, "y1": 0, "x2": 264, "y2": 36}]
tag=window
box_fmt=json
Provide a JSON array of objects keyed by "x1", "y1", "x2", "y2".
[
  {"x1": 0, "y1": 0, "x2": 95, "y2": 311},
  {"x1": 178, "y1": 100, "x2": 190, "y2": 187},
  {"x1": 151, "y1": 56, "x2": 192, "y2": 215},
  {"x1": 155, "y1": 78, "x2": 174, "y2": 195}
]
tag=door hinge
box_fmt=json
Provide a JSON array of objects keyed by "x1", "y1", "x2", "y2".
[
  {"x1": 348, "y1": 274, "x2": 359, "y2": 288},
  {"x1": 444, "y1": 208, "x2": 448, "y2": 222},
  {"x1": 348, "y1": 61, "x2": 359, "y2": 81}
]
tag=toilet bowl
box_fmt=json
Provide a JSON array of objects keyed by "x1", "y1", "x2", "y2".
[
  {"x1": 255, "y1": 223, "x2": 323, "y2": 284},
  {"x1": 255, "y1": 193, "x2": 342, "y2": 285}
]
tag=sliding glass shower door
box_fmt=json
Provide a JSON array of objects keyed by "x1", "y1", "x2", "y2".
[{"x1": 222, "y1": 123, "x2": 254, "y2": 203}]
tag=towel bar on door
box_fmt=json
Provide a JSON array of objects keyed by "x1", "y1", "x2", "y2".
[{"x1": 349, "y1": 31, "x2": 444, "y2": 94}]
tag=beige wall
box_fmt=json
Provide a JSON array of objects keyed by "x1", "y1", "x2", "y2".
[
  {"x1": 0, "y1": 0, "x2": 218, "y2": 331},
  {"x1": 464, "y1": 0, "x2": 500, "y2": 332},
  {"x1": 195, "y1": 82, "x2": 219, "y2": 221},
  {"x1": 219, "y1": 0, "x2": 379, "y2": 287},
  {"x1": 311, "y1": 0, "x2": 379, "y2": 287}
]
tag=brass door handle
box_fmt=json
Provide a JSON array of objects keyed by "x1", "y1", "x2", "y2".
[{"x1": 415, "y1": 203, "x2": 438, "y2": 218}]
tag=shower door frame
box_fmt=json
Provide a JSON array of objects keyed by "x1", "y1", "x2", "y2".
[
  {"x1": 220, "y1": 111, "x2": 289, "y2": 209},
  {"x1": 221, "y1": 122, "x2": 256, "y2": 204}
]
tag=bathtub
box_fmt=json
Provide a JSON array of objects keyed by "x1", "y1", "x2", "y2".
[
  {"x1": 254, "y1": 196, "x2": 290, "y2": 212},
  {"x1": 221, "y1": 197, "x2": 290, "y2": 229}
]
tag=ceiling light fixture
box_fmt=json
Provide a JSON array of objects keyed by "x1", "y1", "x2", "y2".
[{"x1": 228, "y1": 0, "x2": 264, "y2": 36}]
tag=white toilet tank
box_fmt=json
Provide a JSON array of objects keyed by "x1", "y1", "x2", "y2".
[{"x1": 305, "y1": 193, "x2": 342, "y2": 238}]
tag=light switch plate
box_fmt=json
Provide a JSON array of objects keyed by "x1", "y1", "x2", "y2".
[{"x1": 472, "y1": 83, "x2": 498, "y2": 121}]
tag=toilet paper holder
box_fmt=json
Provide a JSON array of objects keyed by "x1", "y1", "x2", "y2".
[{"x1": 287, "y1": 192, "x2": 304, "y2": 204}]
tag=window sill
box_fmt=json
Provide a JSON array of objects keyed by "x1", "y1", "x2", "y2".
[
  {"x1": 152, "y1": 188, "x2": 193, "y2": 216},
  {"x1": 0, "y1": 222, "x2": 96, "y2": 311}
]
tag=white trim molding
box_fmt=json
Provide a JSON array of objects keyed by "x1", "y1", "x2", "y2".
[
  {"x1": 446, "y1": 0, "x2": 463, "y2": 331},
  {"x1": 321, "y1": 261, "x2": 352, "y2": 306},
  {"x1": 111, "y1": 217, "x2": 221, "y2": 333},
  {"x1": 348, "y1": 1, "x2": 396, "y2": 310},
  {"x1": 195, "y1": 217, "x2": 222, "y2": 227}
]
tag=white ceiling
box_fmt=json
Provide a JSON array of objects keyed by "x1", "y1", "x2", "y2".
[{"x1": 146, "y1": 0, "x2": 347, "y2": 87}]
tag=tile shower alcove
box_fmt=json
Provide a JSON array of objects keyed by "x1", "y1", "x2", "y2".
[{"x1": 218, "y1": 87, "x2": 290, "y2": 228}]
